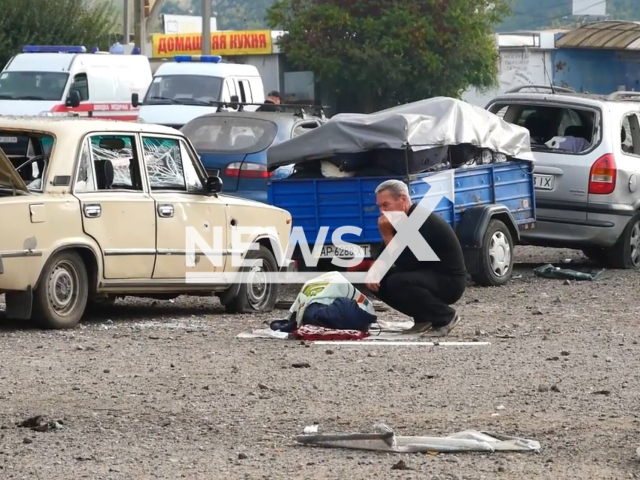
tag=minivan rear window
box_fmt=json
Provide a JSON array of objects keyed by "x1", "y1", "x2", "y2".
[
  {"x1": 489, "y1": 103, "x2": 597, "y2": 154},
  {"x1": 182, "y1": 116, "x2": 278, "y2": 154}
]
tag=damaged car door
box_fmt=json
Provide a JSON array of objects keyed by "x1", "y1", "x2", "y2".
[
  {"x1": 74, "y1": 133, "x2": 157, "y2": 279},
  {"x1": 141, "y1": 135, "x2": 227, "y2": 281}
]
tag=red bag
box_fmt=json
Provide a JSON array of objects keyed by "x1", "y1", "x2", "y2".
[{"x1": 292, "y1": 324, "x2": 370, "y2": 341}]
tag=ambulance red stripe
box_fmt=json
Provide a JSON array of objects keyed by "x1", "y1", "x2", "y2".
[{"x1": 51, "y1": 103, "x2": 140, "y2": 121}]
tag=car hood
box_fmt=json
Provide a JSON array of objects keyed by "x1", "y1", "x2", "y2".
[{"x1": 0, "y1": 149, "x2": 28, "y2": 194}]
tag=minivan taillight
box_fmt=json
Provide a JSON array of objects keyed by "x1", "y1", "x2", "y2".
[
  {"x1": 589, "y1": 154, "x2": 617, "y2": 195},
  {"x1": 225, "y1": 162, "x2": 271, "y2": 179}
]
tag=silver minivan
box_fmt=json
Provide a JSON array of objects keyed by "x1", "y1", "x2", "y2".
[{"x1": 486, "y1": 87, "x2": 640, "y2": 268}]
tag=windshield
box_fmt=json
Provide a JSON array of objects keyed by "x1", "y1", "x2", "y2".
[
  {"x1": 0, "y1": 132, "x2": 54, "y2": 193},
  {"x1": 144, "y1": 75, "x2": 223, "y2": 106},
  {"x1": 182, "y1": 116, "x2": 278, "y2": 154},
  {"x1": 0, "y1": 72, "x2": 69, "y2": 101}
]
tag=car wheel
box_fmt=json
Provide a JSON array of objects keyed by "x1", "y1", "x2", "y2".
[
  {"x1": 224, "y1": 245, "x2": 279, "y2": 314},
  {"x1": 32, "y1": 251, "x2": 89, "y2": 329},
  {"x1": 472, "y1": 219, "x2": 514, "y2": 287},
  {"x1": 606, "y1": 214, "x2": 640, "y2": 269}
]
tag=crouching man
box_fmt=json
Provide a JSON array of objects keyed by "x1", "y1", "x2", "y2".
[{"x1": 365, "y1": 180, "x2": 467, "y2": 336}]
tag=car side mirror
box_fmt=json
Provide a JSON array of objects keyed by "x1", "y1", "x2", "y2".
[
  {"x1": 131, "y1": 93, "x2": 140, "y2": 108},
  {"x1": 206, "y1": 175, "x2": 223, "y2": 194},
  {"x1": 66, "y1": 89, "x2": 81, "y2": 108}
]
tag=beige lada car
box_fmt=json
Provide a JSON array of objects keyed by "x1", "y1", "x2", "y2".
[{"x1": 0, "y1": 117, "x2": 293, "y2": 329}]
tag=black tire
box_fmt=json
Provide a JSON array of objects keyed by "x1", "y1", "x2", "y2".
[
  {"x1": 224, "y1": 245, "x2": 279, "y2": 314},
  {"x1": 472, "y1": 219, "x2": 514, "y2": 287},
  {"x1": 32, "y1": 251, "x2": 89, "y2": 329},
  {"x1": 605, "y1": 214, "x2": 640, "y2": 269}
]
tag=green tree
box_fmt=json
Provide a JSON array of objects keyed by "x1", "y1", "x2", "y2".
[
  {"x1": 0, "y1": 0, "x2": 117, "y2": 67},
  {"x1": 268, "y1": 0, "x2": 512, "y2": 113}
]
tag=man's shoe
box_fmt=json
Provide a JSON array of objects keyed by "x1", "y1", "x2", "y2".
[
  {"x1": 402, "y1": 322, "x2": 434, "y2": 334},
  {"x1": 422, "y1": 313, "x2": 460, "y2": 337}
]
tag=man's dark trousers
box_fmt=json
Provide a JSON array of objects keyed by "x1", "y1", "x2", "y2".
[{"x1": 373, "y1": 267, "x2": 466, "y2": 328}]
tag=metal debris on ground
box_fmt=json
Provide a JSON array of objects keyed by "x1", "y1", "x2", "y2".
[
  {"x1": 296, "y1": 423, "x2": 541, "y2": 453},
  {"x1": 533, "y1": 264, "x2": 605, "y2": 281},
  {"x1": 17, "y1": 415, "x2": 64, "y2": 432}
]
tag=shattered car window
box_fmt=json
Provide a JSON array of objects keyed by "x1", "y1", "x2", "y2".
[
  {"x1": 74, "y1": 135, "x2": 144, "y2": 191},
  {"x1": 75, "y1": 140, "x2": 96, "y2": 192},
  {"x1": 143, "y1": 137, "x2": 187, "y2": 190},
  {"x1": 0, "y1": 131, "x2": 55, "y2": 192}
]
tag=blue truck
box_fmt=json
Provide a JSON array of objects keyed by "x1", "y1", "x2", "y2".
[{"x1": 266, "y1": 97, "x2": 537, "y2": 287}]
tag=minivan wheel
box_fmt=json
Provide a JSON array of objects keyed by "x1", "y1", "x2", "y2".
[
  {"x1": 32, "y1": 251, "x2": 89, "y2": 329},
  {"x1": 472, "y1": 219, "x2": 514, "y2": 287},
  {"x1": 607, "y1": 214, "x2": 640, "y2": 269},
  {"x1": 225, "y1": 246, "x2": 279, "y2": 314}
]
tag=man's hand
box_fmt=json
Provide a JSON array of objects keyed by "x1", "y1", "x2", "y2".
[
  {"x1": 378, "y1": 214, "x2": 394, "y2": 236},
  {"x1": 366, "y1": 282, "x2": 380, "y2": 293}
]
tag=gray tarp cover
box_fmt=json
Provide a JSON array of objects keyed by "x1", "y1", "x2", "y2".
[{"x1": 267, "y1": 97, "x2": 535, "y2": 167}]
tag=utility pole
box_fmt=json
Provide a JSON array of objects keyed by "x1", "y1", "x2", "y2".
[
  {"x1": 202, "y1": 0, "x2": 211, "y2": 54},
  {"x1": 145, "y1": 0, "x2": 169, "y2": 34},
  {"x1": 133, "y1": 0, "x2": 150, "y2": 55},
  {"x1": 123, "y1": 0, "x2": 131, "y2": 44},
  {"x1": 134, "y1": 0, "x2": 143, "y2": 53}
]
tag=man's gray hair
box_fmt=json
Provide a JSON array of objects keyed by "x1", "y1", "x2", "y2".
[{"x1": 375, "y1": 179, "x2": 410, "y2": 199}]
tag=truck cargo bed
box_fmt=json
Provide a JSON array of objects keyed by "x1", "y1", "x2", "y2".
[{"x1": 268, "y1": 160, "x2": 535, "y2": 248}]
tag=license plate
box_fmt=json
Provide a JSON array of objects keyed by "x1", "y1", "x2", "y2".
[
  {"x1": 319, "y1": 244, "x2": 371, "y2": 259},
  {"x1": 534, "y1": 174, "x2": 554, "y2": 190},
  {"x1": 0, "y1": 137, "x2": 17, "y2": 143}
]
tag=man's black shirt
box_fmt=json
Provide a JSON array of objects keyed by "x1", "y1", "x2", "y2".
[{"x1": 390, "y1": 203, "x2": 467, "y2": 277}]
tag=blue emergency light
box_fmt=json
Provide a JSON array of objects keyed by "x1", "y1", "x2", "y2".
[
  {"x1": 174, "y1": 55, "x2": 222, "y2": 63},
  {"x1": 22, "y1": 45, "x2": 87, "y2": 53}
]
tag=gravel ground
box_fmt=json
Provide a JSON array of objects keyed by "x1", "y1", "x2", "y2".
[{"x1": 0, "y1": 246, "x2": 639, "y2": 480}]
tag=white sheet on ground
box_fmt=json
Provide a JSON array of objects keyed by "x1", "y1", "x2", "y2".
[{"x1": 296, "y1": 423, "x2": 540, "y2": 453}]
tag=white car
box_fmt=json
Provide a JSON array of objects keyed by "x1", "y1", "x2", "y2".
[{"x1": 0, "y1": 117, "x2": 292, "y2": 329}]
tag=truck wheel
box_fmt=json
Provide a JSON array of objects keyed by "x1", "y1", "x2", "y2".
[
  {"x1": 606, "y1": 213, "x2": 640, "y2": 269},
  {"x1": 472, "y1": 219, "x2": 514, "y2": 287},
  {"x1": 32, "y1": 251, "x2": 89, "y2": 329},
  {"x1": 225, "y1": 246, "x2": 279, "y2": 314}
]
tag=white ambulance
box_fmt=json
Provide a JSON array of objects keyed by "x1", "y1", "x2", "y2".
[
  {"x1": 134, "y1": 55, "x2": 265, "y2": 129},
  {"x1": 0, "y1": 45, "x2": 152, "y2": 119}
]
